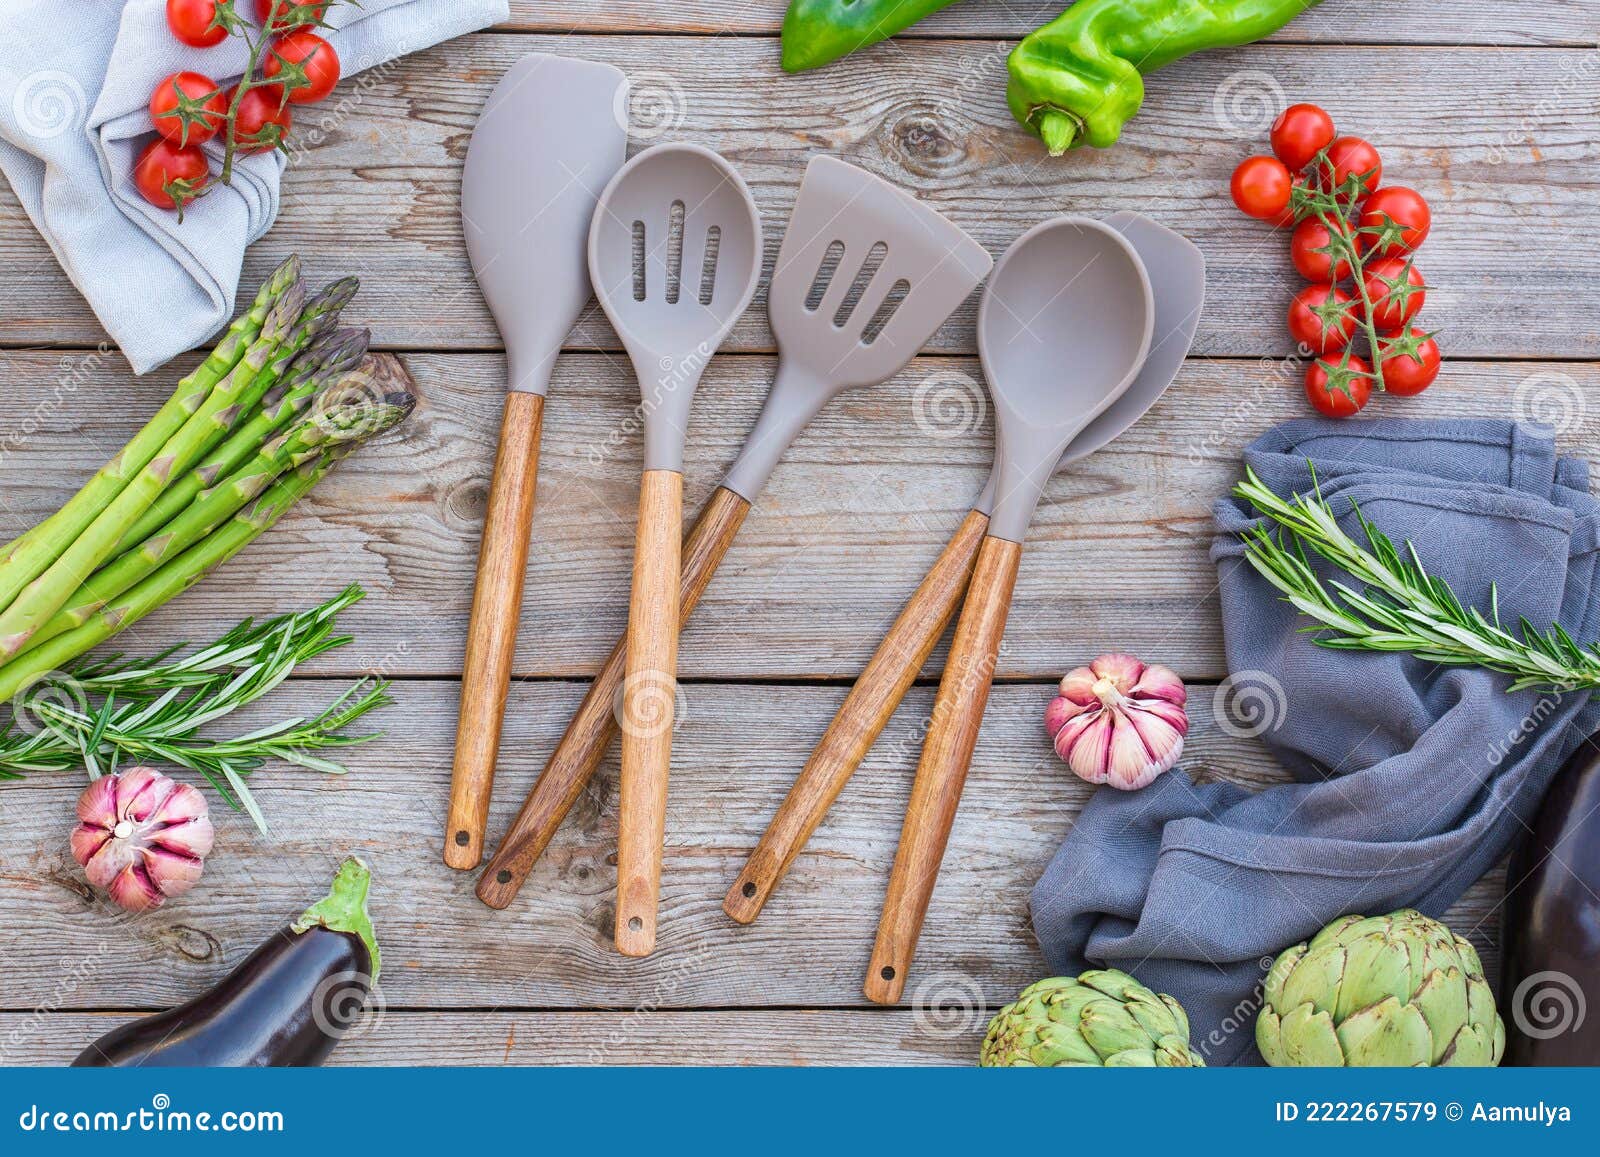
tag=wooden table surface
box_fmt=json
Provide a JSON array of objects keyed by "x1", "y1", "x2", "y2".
[{"x1": 2, "y1": 2, "x2": 1597, "y2": 1065}]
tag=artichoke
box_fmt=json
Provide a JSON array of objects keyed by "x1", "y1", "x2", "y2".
[
  {"x1": 980, "y1": 970, "x2": 1205, "y2": 1067},
  {"x1": 1258, "y1": 909, "x2": 1505, "y2": 1067}
]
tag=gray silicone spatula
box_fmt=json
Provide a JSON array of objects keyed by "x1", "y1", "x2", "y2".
[
  {"x1": 724, "y1": 211, "x2": 1204, "y2": 924},
  {"x1": 587, "y1": 143, "x2": 763, "y2": 956},
  {"x1": 476, "y1": 155, "x2": 992, "y2": 915},
  {"x1": 445, "y1": 54, "x2": 629, "y2": 871},
  {"x1": 865, "y1": 216, "x2": 1155, "y2": 1003}
]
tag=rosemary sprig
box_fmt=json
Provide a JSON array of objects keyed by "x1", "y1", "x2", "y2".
[
  {"x1": 0, "y1": 585, "x2": 391, "y2": 832},
  {"x1": 1234, "y1": 467, "x2": 1600, "y2": 692}
]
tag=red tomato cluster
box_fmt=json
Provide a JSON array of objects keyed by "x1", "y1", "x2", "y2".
[
  {"x1": 139, "y1": 0, "x2": 342, "y2": 218},
  {"x1": 1230, "y1": 103, "x2": 1440, "y2": 418}
]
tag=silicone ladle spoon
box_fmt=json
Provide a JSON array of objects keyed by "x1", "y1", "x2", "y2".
[
  {"x1": 587, "y1": 142, "x2": 763, "y2": 956},
  {"x1": 477, "y1": 155, "x2": 993, "y2": 914},
  {"x1": 863, "y1": 216, "x2": 1155, "y2": 1003},
  {"x1": 724, "y1": 211, "x2": 1203, "y2": 924}
]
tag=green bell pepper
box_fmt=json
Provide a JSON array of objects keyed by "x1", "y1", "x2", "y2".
[
  {"x1": 781, "y1": 0, "x2": 963, "y2": 73},
  {"x1": 1009, "y1": 0, "x2": 1323, "y2": 155}
]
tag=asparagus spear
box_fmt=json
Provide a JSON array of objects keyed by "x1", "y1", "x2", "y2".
[
  {"x1": 0, "y1": 280, "x2": 308, "y2": 661},
  {"x1": 0, "y1": 257, "x2": 301, "y2": 573},
  {"x1": 21, "y1": 356, "x2": 413, "y2": 653},
  {"x1": 114, "y1": 325, "x2": 369, "y2": 554}
]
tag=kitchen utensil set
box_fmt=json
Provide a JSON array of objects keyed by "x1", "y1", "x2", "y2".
[{"x1": 449, "y1": 54, "x2": 1205, "y2": 989}]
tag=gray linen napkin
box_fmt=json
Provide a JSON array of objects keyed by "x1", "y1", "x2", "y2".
[
  {"x1": 1030, "y1": 418, "x2": 1600, "y2": 1065},
  {"x1": 0, "y1": 0, "x2": 506, "y2": 373}
]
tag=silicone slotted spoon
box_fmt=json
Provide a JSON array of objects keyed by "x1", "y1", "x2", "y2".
[
  {"x1": 724, "y1": 211, "x2": 1204, "y2": 924},
  {"x1": 588, "y1": 143, "x2": 763, "y2": 956},
  {"x1": 476, "y1": 155, "x2": 992, "y2": 915},
  {"x1": 445, "y1": 54, "x2": 628, "y2": 870},
  {"x1": 865, "y1": 216, "x2": 1155, "y2": 1003}
]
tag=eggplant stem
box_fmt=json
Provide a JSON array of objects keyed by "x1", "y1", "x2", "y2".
[{"x1": 292, "y1": 855, "x2": 380, "y2": 979}]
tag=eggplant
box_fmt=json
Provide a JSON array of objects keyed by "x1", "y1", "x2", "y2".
[
  {"x1": 1499, "y1": 732, "x2": 1600, "y2": 1065},
  {"x1": 74, "y1": 856, "x2": 380, "y2": 1067}
]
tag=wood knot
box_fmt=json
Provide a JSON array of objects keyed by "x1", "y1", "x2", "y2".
[
  {"x1": 886, "y1": 104, "x2": 962, "y2": 175},
  {"x1": 157, "y1": 923, "x2": 222, "y2": 963}
]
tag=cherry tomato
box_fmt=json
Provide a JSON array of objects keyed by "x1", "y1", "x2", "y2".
[
  {"x1": 133, "y1": 138, "x2": 210, "y2": 214},
  {"x1": 230, "y1": 86, "x2": 292, "y2": 152},
  {"x1": 264, "y1": 31, "x2": 341, "y2": 104},
  {"x1": 1305, "y1": 354, "x2": 1373, "y2": 418},
  {"x1": 1362, "y1": 257, "x2": 1426, "y2": 330},
  {"x1": 149, "y1": 72, "x2": 227, "y2": 147},
  {"x1": 1230, "y1": 155, "x2": 1293, "y2": 222},
  {"x1": 1270, "y1": 103, "x2": 1335, "y2": 171},
  {"x1": 1289, "y1": 219, "x2": 1353, "y2": 281},
  {"x1": 167, "y1": 0, "x2": 228, "y2": 47},
  {"x1": 1358, "y1": 186, "x2": 1431, "y2": 258},
  {"x1": 1376, "y1": 327, "x2": 1441, "y2": 396},
  {"x1": 1287, "y1": 283, "x2": 1357, "y2": 354},
  {"x1": 256, "y1": 0, "x2": 328, "y2": 33},
  {"x1": 1320, "y1": 136, "x2": 1382, "y2": 201},
  {"x1": 1268, "y1": 171, "x2": 1307, "y2": 227}
]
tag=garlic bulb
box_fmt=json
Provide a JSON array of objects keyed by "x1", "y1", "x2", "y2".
[
  {"x1": 1045, "y1": 654, "x2": 1187, "y2": 791},
  {"x1": 71, "y1": 767, "x2": 215, "y2": 912}
]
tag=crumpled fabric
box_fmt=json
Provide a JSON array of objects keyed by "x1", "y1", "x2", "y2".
[
  {"x1": 0, "y1": 0, "x2": 506, "y2": 373},
  {"x1": 1031, "y1": 418, "x2": 1600, "y2": 1065}
]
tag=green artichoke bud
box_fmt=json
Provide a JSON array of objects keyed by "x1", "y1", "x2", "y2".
[
  {"x1": 1258, "y1": 909, "x2": 1506, "y2": 1067},
  {"x1": 980, "y1": 970, "x2": 1205, "y2": 1067}
]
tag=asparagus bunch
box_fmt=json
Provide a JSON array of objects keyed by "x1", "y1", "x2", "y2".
[{"x1": 0, "y1": 256, "x2": 417, "y2": 698}]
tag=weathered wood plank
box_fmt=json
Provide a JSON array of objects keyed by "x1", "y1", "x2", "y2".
[
  {"x1": 0, "y1": 352, "x2": 1591, "y2": 682},
  {"x1": 0, "y1": 681, "x2": 1506, "y2": 1014},
  {"x1": 496, "y1": 0, "x2": 1599, "y2": 45},
  {"x1": 1, "y1": 37, "x2": 1595, "y2": 357},
  {"x1": 0, "y1": 1010, "x2": 976, "y2": 1066}
]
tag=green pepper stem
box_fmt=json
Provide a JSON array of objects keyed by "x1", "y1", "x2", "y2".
[
  {"x1": 292, "y1": 855, "x2": 381, "y2": 979},
  {"x1": 1035, "y1": 109, "x2": 1080, "y2": 156}
]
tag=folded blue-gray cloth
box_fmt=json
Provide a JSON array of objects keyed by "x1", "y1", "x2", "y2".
[
  {"x1": 1031, "y1": 419, "x2": 1600, "y2": 1064},
  {"x1": 0, "y1": 0, "x2": 507, "y2": 373}
]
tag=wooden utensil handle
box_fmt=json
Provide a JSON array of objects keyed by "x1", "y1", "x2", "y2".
[
  {"x1": 863, "y1": 534, "x2": 1021, "y2": 1004},
  {"x1": 615, "y1": 468, "x2": 684, "y2": 957},
  {"x1": 445, "y1": 391, "x2": 545, "y2": 870},
  {"x1": 475, "y1": 486, "x2": 750, "y2": 909},
  {"x1": 723, "y1": 509, "x2": 991, "y2": 925}
]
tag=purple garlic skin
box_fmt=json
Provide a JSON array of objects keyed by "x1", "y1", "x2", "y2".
[
  {"x1": 1045, "y1": 653, "x2": 1187, "y2": 791},
  {"x1": 71, "y1": 767, "x2": 215, "y2": 912}
]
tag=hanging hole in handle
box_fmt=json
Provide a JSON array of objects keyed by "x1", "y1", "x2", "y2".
[
  {"x1": 860, "y1": 279, "x2": 911, "y2": 345},
  {"x1": 803, "y1": 240, "x2": 846, "y2": 312},
  {"x1": 832, "y1": 241, "x2": 887, "y2": 328},
  {"x1": 631, "y1": 220, "x2": 647, "y2": 302},
  {"x1": 879, "y1": 965, "x2": 896, "y2": 982},
  {"x1": 454, "y1": 830, "x2": 470, "y2": 847},
  {"x1": 698, "y1": 225, "x2": 721, "y2": 305},
  {"x1": 628, "y1": 917, "x2": 643, "y2": 932},
  {"x1": 741, "y1": 881, "x2": 756, "y2": 898},
  {"x1": 665, "y1": 200, "x2": 685, "y2": 305},
  {"x1": 496, "y1": 870, "x2": 511, "y2": 884}
]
